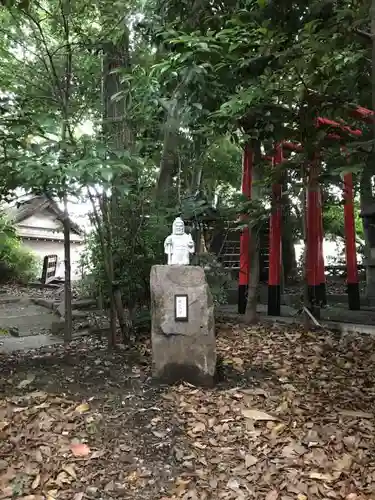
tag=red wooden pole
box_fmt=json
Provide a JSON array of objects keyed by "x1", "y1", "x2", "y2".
[
  {"x1": 343, "y1": 172, "x2": 360, "y2": 309},
  {"x1": 238, "y1": 144, "x2": 253, "y2": 314},
  {"x1": 317, "y1": 189, "x2": 327, "y2": 305},
  {"x1": 267, "y1": 145, "x2": 282, "y2": 316}
]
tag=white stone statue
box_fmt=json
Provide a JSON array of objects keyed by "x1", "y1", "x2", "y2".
[{"x1": 164, "y1": 217, "x2": 195, "y2": 265}]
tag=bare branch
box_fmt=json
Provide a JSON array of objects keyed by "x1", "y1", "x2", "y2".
[
  {"x1": 355, "y1": 28, "x2": 372, "y2": 41},
  {"x1": 20, "y1": 7, "x2": 64, "y2": 101},
  {"x1": 6, "y1": 9, "x2": 59, "y2": 93}
]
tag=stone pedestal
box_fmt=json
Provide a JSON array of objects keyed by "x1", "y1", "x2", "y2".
[{"x1": 150, "y1": 265, "x2": 216, "y2": 386}]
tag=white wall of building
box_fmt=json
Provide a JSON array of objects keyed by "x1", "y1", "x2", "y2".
[
  {"x1": 16, "y1": 213, "x2": 82, "y2": 243},
  {"x1": 22, "y1": 239, "x2": 84, "y2": 280},
  {"x1": 16, "y1": 212, "x2": 85, "y2": 281}
]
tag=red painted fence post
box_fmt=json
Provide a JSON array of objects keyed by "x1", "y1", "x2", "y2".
[{"x1": 317, "y1": 189, "x2": 327, "y2": 305}]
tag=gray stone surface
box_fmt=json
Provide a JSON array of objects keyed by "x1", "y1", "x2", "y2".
[
  {"x1": 72, "y1": 298, "x2": 97, "y2": 309},
  {"x1": 30, "y1": 297, "x2": 56, "y2": 309},
  {"x1": 51, "y1": 318, "x2": 65, "y2": 334},
  {"x1": 0, "y1": 296, "x2": 23, "y2": 305},
  {"x1": 216, "y1": 304, "x2": 375, "y2": 336},
  {"x1": 150, "y1": 265, "x2": 216, "y2": 386},
  {"x1": 0, "y1": 300, "x2": 55, "y2": 336},
  {"x1": 219, "y1": 300, "x2": 375, "y2": 327},
  {"x1": 0, "y1": 334, "x2": 62, "y2": 353}
]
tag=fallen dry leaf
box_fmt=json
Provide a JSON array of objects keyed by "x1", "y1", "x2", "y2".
[
  {"x1": 227, "y1": 478, "x2": 240, "y2": 491},
  {"x1": 309, "y1": 472, "x2": 335, "y2": 482},
  {"x1": 181, "y1": 489, "x2": 198, "y2": 500},
  {"x1": 245, "y1": 454, "x2": 258, "y2": 468},
  {"x1": 62, "y1": 463, "x2": 77, "y2": 480},
  {"x1": 70, "y1": 443, "x2": 91, "y2": 457},
  {"x1": 1, "y1": 313, "x2": 375, "y2": 500},
  {"x1": 0, "y1": 420, "x2": 9, "y2": 431},
  {"x1": 333, "y1": 453, "x2": 353, "y2": 472},
  {"x1": 191, "y1": 422, "x2": 206, "y2": 434},
  {"x1": 75, "y1": 402, "x2": 90, "y2": 414},
  {"x1": 18, "y1": 496, "x2": 44, "y2": 500},
  {"x1": 281, "y1": 441, "x2": 306, "y2": 457},
  {"x1": 271, "y1": 422, "x2": 286, "y2": 437},
  {"x1": 45, "y1": 489, "x2": 58, "y2": 500},
  {"x1": 241, "y1": 388, "x2": 269, "y2": 397},
  {"x1": 27, "y1": 391, "x2": 48, "y2": 400},
  {"x1": 1, "y1": 486, "x2": 13, "y2": 498},
  {"x1": 55, "y1": 471, "x2": 73, "y2": 487},
  {"x1": 31, "y1": 474, "x2": 41, "y2": 490},
  {"x1": 338, "y1": 410, "x2": 373, "y2": 419},
  {"x1": 34, "y1": 449, "x2": 43, "y2": 463},
  {"x1": 192, "y1": 441, "x2": 206, "y2": 450},
  {"x1": 17, "y1": 374, "x2": 35, "y2": 389},
  {"x1": 265, "y1": 490, "x2": 279, "y2": 500},
  {"x1": 241, "y1": 408, "x2": 278, "y2": 421},
  {"x1": 209, "y1": 478, "x2": 218, "y2": 489}
]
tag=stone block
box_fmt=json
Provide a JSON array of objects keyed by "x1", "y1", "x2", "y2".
[
  {"x1": 72, "y1": 298, "x2": 97, "y2": 310},
  {"x1": 51, "y1": 318, "x2": 65, "y2": 335},
  {"x1": 0, "y1": 296, "x2": 21, "y2": 305},
  {"x1": 56, "y1": 299, "x2": 65, "y2": 318},
  {"x1": 31, "y1": 297, "x2": 55, "y2": 309},
  {"x1": 150, "y1": 265, "x2": 216, "y2": 386}
]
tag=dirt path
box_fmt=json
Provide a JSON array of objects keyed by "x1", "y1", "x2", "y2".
[{"x1": 0, "y1": 324, "x2": 374, "y2": 499}]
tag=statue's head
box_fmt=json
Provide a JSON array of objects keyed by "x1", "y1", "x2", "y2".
[{"x1": 172, "y1": 217, "x2": 185, "y2": 235}]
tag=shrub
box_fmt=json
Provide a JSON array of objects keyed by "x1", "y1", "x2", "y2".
[
  {"x1": 81, "y1": 193, "x2": 170, "y2": 314},
  {"x1": 0, "y1": 214, "x2": 38, "y2": 284},
  {"x1": 196, "y1": 252, "x2": 231, "y2": 305}
]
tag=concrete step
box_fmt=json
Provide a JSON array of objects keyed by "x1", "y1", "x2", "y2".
[
  {"x1": 0, "y1": 313, "x2": 54, "y2": 337},
  {"x1": 0, "y1": 333, "x2": 62, "y2": 352}
]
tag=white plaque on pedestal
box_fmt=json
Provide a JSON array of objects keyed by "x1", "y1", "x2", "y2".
[{"x1": 174, "y1": 294, "x2": 188, "y2": 322}]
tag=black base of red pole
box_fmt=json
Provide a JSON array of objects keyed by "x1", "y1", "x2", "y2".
[
  {"x1": 267, "y1": 285, "x2": 281, "y2": 316},
  {"x1": 318, "y1": 282, "x2": 327, "y2": 306},
  {"x1": 307, "y1": 285, "x2": 321, "y2": 319},
  {"x1": 307, "y1": 285, "x2": 319, "y2": 303},
  {"x1": 347, "y1": 282, "x2": 360, "y2": 310},
  {"x1": 238, "y1": 285, "x2": 248, "y2": 314}
]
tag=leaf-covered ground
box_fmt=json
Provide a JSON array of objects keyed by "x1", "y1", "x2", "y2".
[{"x1": 1, "y1": 322, "x2": 375, "y2": 500}]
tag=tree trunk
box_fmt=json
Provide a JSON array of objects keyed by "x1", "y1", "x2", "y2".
[
  {"x1": 155, "y1": 110, "x2": 179, "y2": 203},
  {"x1": 281, "y1": 175, "x2": 297, "y2": 283},
  {"x1": 282, "y1": 212, "x2": 297, "y2": 283},
  {"x1": 63, "y1": 193, "x2": 72, "y2": 342},
  {"x1": 244, "y1": 140, "x2": 261, "y2": 323},
  {"x1": 87, "y1": 190, "x2": 117, "y2": 346},
  {"x1": 60, "y1": 0, "x2": 73, "y2": 343},
  {"x1": 191, "y1": 164, "x2": 203, "y2": 194},
  {"x1": 113, "y1": 286, "x2": 132, "y2": 343},
  {"x1": 372, "y1": 0, "x2": 375, "y2": 169},
  {"x1": 105, "y1": 195, "x2": 118, "y2": 347},
  {"x1": 360, "y1": 173, "x2": 375, "y2": 299},
  {"x1": 301, "y1": 188, "x2": 311, "y2": 328},
  {"x1": 360, "y1": 0, "x2": 375, "y2": 301},
  {"x1": 109, "y1": 299, "x2": 117, "y2": 348},
  {"x1": 101, "y1": 25, "x2": 132, "y2": 343},
  {"x1": 245, "y1": 228, "x2": 260, "y2": 323}
]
